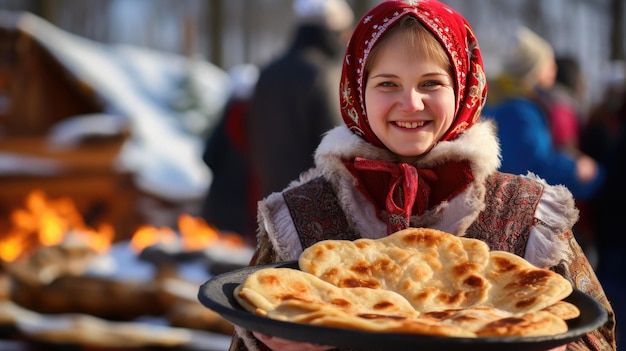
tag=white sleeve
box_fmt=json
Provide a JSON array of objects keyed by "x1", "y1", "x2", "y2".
[
  {"x1": 257, "y1": 192, "x2": 303, "y2": 261},
  {"x1": 524, "y1": 175, "x2": 579, "y2": 268}
]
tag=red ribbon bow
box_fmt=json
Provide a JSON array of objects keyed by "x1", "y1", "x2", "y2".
[
  {"x1": 353, "y1": 157, "x2": 437, "y2": 234},
  {"x1": 347, "y1": 157, "x2": 474, "y2": 235}
]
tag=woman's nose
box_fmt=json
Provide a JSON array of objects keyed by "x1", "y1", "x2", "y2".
[{"x1": 399, "y1": 89, "x2": 425, "y2": 112}]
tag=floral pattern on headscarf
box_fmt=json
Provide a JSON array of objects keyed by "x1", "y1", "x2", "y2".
[{"x1": 340, "y1": 0, "x2": 487, "y2": 147}]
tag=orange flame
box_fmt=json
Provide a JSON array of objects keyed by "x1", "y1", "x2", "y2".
[
  {"x1": 0, "y1": 190, "x2": 114, "y2": 262},
  {"x1": 129, "y1": 225, "x2": 177, "y2": 253},
  {"x1": 178, "y1": 214, "x2": 219, "y2": 250},
  {"x1": 129, "y1": 214, "x2": 245, "y2": 253},
  {"x1": 0, "y1": 190, "x2": 246, "y2": 263},
  {"x1": 0, "y1": 228, "x2": 30, "y2": 263}
]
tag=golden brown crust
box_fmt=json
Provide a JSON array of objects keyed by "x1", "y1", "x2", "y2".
[
  {"x1": 235, "y1": 228, "x2": 578, "y2": 339},
  {"x1": 300, "y1": 228, "x2": 573, "y2": 313},
  {"x1": 540, "y1": 300, "x2": 580, "y2": 320},
  {"x1": 475, "y1": 310, "x2": 568, "y2": 337}
]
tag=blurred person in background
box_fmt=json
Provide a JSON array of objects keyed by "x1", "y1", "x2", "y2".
[
  {"x1": 549, "y1": 55, "x2": 598, "y2": 267},
  {"x1": 244, "y1": 0, "x2": 354, "y2": 199},
  {"x1": 550, "y1": 56, "x2": 586, "y2": 154},
  {"x1": 580, "y1": 65, "x2": 626, "y2": 348},
  {"x1": 580, "y1": 61, "x2": 626, "y2": 166},
  {"x1": 484, "y1": 27, "x2": 605, "y2": 263},
  {"x1": 201, "y1": 64, "x2": 260, "y2": 246}
]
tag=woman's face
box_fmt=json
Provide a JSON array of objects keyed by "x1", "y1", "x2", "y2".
[
  {"x1": 365, "y1": 33, "x2": 455, "y2": 161},
  {"x1": 536, "y1": 57, "x2": 557, "y2": 90}
]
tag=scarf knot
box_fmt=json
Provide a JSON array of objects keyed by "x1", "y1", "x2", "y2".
[{"x1": 353, "y1": 157, "x2": 438, "y2": 234}]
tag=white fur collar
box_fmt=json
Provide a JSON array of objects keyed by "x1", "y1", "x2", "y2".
[
  {"x1": 313, "y1": 120, "x2": 501, "y2": 187},
  {"x1": 298, "y1": 120, "x2": 502, "y2": 238}
]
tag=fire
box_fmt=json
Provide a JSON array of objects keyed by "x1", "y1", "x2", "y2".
[
  {"x1": 0, "y1": 190, "x2": 115, "y2": 262},
  {"x1": 129, "y1": 213, "x2": 244, "y2": 253},
  {"x1": 1, "y1": 190, "x2": 246, "y2": 263},
  {"x1": 129, "y1": 226, "x2": 177, "y2": 253}
]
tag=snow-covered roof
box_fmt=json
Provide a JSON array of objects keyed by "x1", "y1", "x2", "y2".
[{"x1": 1, "y1": 11, "x2": 232, "y2": 202}]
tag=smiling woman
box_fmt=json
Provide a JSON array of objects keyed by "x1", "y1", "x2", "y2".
[
  {"x1": 364, "y1": 16, "x2": 456, "y2": 160},
  {"x1": 225, "y1": 1, "x2": 616, "y2": 351}
]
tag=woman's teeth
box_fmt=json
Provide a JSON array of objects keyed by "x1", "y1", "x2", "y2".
[{"x1": 395, "y1": 121, "x2": 425, "y2": 129}]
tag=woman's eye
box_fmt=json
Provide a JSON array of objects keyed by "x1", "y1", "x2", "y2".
[
  {"x1": 423, "y1": 80, "x2": 442, "y2": 88},
  {"x1": 379, "y1": 81, "x2": 396, "y2": 87}
]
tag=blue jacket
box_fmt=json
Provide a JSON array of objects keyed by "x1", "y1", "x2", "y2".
[{"x1": 483, "y1": 97, "x2": 605, "y2": 201}]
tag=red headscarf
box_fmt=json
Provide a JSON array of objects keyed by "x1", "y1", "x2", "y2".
[
  {"x1": 340, "y1": 0, "x2": 487, "y2": 147},
  {"x1": 339, "y1": 0, "x2": 487, "y2": 234}
]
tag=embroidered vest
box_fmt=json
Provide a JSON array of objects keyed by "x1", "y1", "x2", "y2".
[{"x1": 283, "y1": 172, "x2": 544, "y2": 256}]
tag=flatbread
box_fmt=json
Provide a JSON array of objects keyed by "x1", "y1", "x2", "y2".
[
  {"x1": 541, "y1": 300, "x2": 581, "y2": 320},
  {"x1": 299, "y1": 227, "x2": 573, "y2": 313},
  {"x1": 420, "y1": 306, "x2": 568, "y2": 337},
  {"x1": 234, "y1": 267, "x2": 419, "y2": 319},
  {"x1": 234, "y1": 267, "x2": 571, "y2": 338},
  {"x1": 265, "y1": 299, "x2": 475, "y2": 337},
  {"x1": 236, "y1": 228, "x2": 577, "y2": 338},
  {"x1": 475, "y1": 310, "x2": 568, "y2": 337},
  {"x1": 299, "y1": 227, "x2": 492, "y2": 311},
  {"x1": 235, "y1": 267, "x2": 474, "y2": 337},
  {"x1": 483, "y1": 250, "x2": 573, "y2": 313}
]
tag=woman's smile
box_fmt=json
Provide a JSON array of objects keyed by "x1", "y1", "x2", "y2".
[
  {"x1": 394, "y1": 120, "x2": 427, "y2": 129},
  {"x1": 364, "y1": 24, "x2": 455, "y2": 158}
]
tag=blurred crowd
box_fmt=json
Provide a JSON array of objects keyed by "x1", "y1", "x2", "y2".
[
  {"x1": 200, "y1": 0, "x2": 353, "y2": 245},
  {"x1": 484, "y1": 26, "x2": 626, "y2": 347}
]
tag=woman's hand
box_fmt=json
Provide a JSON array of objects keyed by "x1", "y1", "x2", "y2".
[
  {"x1": 253, "y1": 331, "x2": 334, "y2": 351},
  {"x1": 575, "y1": 154, "x2": 598, "y2": 183}
]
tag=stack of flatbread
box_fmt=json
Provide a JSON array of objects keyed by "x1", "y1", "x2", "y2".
[{"x1": 234, "y1": 228, "x2": 579, "y2": 338}]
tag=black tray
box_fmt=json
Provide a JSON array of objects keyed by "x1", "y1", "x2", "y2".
[{"x1": 197, "y1": 261, "x2": 608, "y2": 351}]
